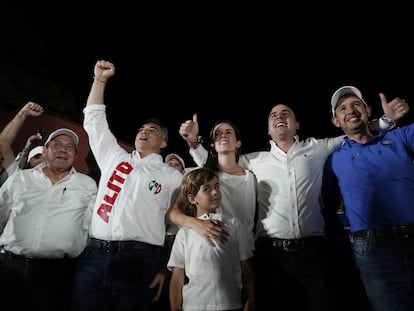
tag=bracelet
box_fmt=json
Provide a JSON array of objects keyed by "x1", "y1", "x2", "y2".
[
  {"x1": 93, "y1": 76, "x2": 106, "y2": 84},
  {"x1": 188, "y1": 136, "x2": 203, "y2": 149},
  {"x1": 189, "y1": 142, "x2": 200, "y2": 149}
]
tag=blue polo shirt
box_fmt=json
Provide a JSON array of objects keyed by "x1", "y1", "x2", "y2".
[{"x1": 327, "y1": 123, "x2": 414, "y2": 233}]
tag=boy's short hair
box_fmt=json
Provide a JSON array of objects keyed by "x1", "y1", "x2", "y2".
[{"x1": 181, "y1": 168, "x2": 218, "y2": 205}]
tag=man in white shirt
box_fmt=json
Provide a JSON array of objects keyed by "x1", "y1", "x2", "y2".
[
  {"x1": 70, "y1": 60, "x2": 183, "y2": 311},
  {"x1": 0, "y1": 127, "x2": 97, "y2": 310}
]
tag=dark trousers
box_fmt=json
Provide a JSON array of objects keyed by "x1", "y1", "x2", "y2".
[
  {"x1": 70, "y1": 239, "x2": 161, "y2": 311},
  {"x1": 254, "y1": 237, "x2": 330, "y2": 311},
  {"x1": 0, "y1": 249, "x2": 76, "y2": 311}
]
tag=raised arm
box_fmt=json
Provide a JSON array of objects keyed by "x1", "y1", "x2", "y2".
[
  {"x1": 0, "y1": 102, "x2": 43, "y2": 170},
  {"x1": 179, "y1": 113, "x2": 210, "y2": 167},
  {"x1": 16, "y1": 133, "x2": 43, "y2": 169},
  {"x1": 86, "y1": 60, "x2": 115, "y2": 107},
  {"x1": 380, "y1": 92, "x2": 408, "y2": 121},
  {"x1": 369, "y1": 93, "x2": 409, "y2": 132},
  {"x1": 179, "y1": 113, "x2": 201, "y2": 146}
]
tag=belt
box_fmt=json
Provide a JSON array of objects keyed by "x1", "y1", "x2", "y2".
[
  {"x1": 353, "y1": 225, "x2": 414, "y2": 239},
  {"x1": 87, "y1": 238, "x2": 159, "y2": 253},
  {"x1": 0, "y1": 248, "x2": 71, "y2": 263},
  {"x1": 257, "y1": 236, "x2": 324, "y2": 252}
]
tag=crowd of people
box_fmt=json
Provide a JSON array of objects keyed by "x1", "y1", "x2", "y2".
[{"x1": 0, "y1": 59, "x2": 413, "y2": 311}]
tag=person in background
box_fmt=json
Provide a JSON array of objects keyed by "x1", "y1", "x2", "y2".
[
  {"x1": 25, "y1": 145, "x2": 44, "y2": 168},
  {"x1": 165, "y1": 153, "x2": 186, "y2": 174},
  {"x1": 0, "y1": 128, "x2": 97, "y2": 311},
  {"x1": 16, "y1": 129, "x2": 45, "y2": 169},
  {"x1": 325, "y1": 85, "x2": 414, "y2": 311},
  {"x1": 178, "y1": 96, "x2": 408, "y2": 310},
  {"x1": 168, "y1": 167, "x2": 255, "y2": 311},
  {"x1": 70, "y1": 60, "x2": 183, "y2": 311},
  {"x1": 0, "y1": 102, "x2": 44, "y2": 186}
]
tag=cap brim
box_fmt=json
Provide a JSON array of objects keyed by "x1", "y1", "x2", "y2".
[
  {"x1": 331, "y1": 86, "x2": 366, "y2": 116},
  {"x1": 44, "y1": 128, "x2": 79, "y2": 150},
  {"x1": 27, "y1": 146, "x2": 44, "y2": 162}
]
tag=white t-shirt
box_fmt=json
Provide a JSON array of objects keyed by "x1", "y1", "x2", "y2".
[{"x1": 168, "y1": 212, "x2": 252, "y2": 310}]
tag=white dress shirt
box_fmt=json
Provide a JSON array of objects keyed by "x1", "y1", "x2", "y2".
[
  {"x1": 0, "y1": 162, "x2": 97, "y2": 258},
  {"x1": 191, "y1": 135, "x2": 343, "y2": 239},
  {"x1": 83, "y1": 105, "x2": 183, "y2": 245}
]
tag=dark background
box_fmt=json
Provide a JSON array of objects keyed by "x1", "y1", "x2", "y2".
[{"x1": 1, "y1": 3, "x2": 413, "y2": 167}]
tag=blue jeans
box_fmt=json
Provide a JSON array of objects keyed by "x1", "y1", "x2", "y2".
[
  {"x1": 70, "y1": 242, "x2": 161, "y2": 311},
  {"x1": 352, "y1": 234, "x2": 414, "y2": 311}
]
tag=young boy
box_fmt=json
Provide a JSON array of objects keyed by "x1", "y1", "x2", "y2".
[{"x1": 167, "y1": 167, "x2": 255, "y2": 311}]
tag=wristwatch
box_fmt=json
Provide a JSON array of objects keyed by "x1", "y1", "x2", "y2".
[{"x1": 381, "y1": 114, "x2": 396, "y2": 129}]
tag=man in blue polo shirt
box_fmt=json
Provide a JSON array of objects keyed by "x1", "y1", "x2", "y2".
[{"x1": 326, "y1": 85, "x2": 414, "y2": 311}]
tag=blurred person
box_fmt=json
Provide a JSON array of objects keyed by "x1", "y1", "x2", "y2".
[
  {"x1": 16, "y1": 129, "x2": 45, "y2": 169},
  {"x1": 325, "y1": 85, "x2": 414, "y2": 311},
  {"x1": 165, "y1": 153, "x2": 186, "y2": 174},
  {"x1": 25, "y1": 145, "x2": 44, "y2": 168},
  {"x1": 168, "y1": 167, "x2": 255, "y2": 311},
  {"x1": 0, "y1": 102, "x2": 44, "y2": 186},
  {"x1": 0, "y1": 128, "x2": 97, "y2": 311},
  {"x1": 70, "y1": 60, "x2": 183, "y2": 311},
  {"x1": 178, "y1": 97, "x2": 408, "y2": 310}
]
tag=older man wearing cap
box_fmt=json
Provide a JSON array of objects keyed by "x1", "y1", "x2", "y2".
[
  {"x1": 325, "y1": 85, "x2": 414, "y2": 310},
  {"x1": 0, "y1": 127, "x2": 97, "y2": 310},
  {"x1": 70, "y1": 60, "x2": 183, "y2": 311}
]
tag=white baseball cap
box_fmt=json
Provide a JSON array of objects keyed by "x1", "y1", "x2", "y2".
[
  {"x1": 330, "y1": 86, "x2": 367, "y2": 116},
  {"x1": 165, "y1": 153, "x2": 185, "y2": 169},
  {"x1": 27, "y1": 146, "x2": 43, "y2": 163},
  {"x1": 44, "y1": 128, "x2": 79, "y2": 150}
]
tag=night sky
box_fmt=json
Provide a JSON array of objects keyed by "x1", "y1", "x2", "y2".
[{"x1": 3, "y1": 3, "x2": 413, "y2": 167}]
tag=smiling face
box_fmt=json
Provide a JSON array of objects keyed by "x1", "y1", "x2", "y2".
[
  {"x1": 211, "y1": 122, "x2": 241, "y2": 156},
  {"x1": 267, "y1": 104, "x2": 300, "y2": 141},
  {"x1": 188, "y1": 175, "x2": 221, "y2": 216},
  {"x1": 331, "y1": 95, "x2": 372, "y2": 136},
  {"x1": 44, "y1": 134, "x2": 77, "y2": 171}
]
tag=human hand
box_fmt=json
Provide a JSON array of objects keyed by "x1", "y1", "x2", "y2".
[
  {"x1": 179, "y1": 113, "x2": 200, "y2": 144},
  {"x1": 94, "y1": 60, "x2": 115, "y2": 82},
  {"x1": 21, "y1": 102, "x2": 44, "y2": 117},
  {"x1": 380, "y1": 93, "x2": 409, "y2": 121},
  {"x1": 25, "y1": 134, "x2": 42, "y2": 149},
  {"x1": 149, "y1": 272, "x2": 165, "y2": 302},
  {"x1": 194, "y1": 218, "x2": 229, "y2": 247}
]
